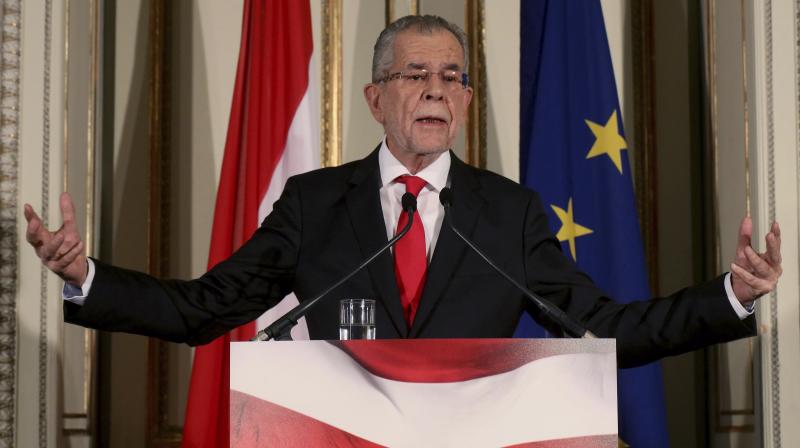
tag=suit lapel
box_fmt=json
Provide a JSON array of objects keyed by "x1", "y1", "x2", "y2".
[
  {"x1": 345, "y1": 148, "x2": 408, "y2": 337},
  {"x1": 409, "y1": 154, "x2": 485, "y2": 337}
]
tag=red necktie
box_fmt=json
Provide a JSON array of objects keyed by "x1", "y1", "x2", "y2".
[{"x1": 394, "y1": 175, "x2": 428, "y2": 327}]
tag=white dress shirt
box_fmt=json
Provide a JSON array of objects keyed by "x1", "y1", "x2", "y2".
[
  {"x1": 64, "y1": 139, "x2": 753, "y2": 320},
  {"x1": 378, "y1": 138, "x2": 449, "y2": 262}
]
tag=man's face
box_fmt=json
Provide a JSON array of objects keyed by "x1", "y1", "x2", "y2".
[{"x1": 365, "y1": 30, "x2": 473, "y2": 160}]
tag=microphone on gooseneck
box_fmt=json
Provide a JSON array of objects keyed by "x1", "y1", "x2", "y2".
[
  {"x1": 438, "y1": 187, "x2": 595, "y2": 339},
  {"x1": 252, "y1": 192, "x2": 418, "y2": 341}
]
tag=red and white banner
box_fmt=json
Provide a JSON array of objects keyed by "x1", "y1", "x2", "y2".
[
  {"x1": 183, "y1": 1, "x2": 317, "y2": 446},
  {"x1": 230, "y1": 340, "x2": 618, "y2": 447}
]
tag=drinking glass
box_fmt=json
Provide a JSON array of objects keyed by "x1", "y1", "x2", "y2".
[{"x1": 339, "y1": 299, "x2": 376, "y2": 340}]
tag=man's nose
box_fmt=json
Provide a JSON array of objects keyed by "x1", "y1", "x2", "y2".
[{"x1": 422, "y1": 74, "x2": 445, "y2": 101}]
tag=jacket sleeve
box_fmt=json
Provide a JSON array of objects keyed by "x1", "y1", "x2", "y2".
[
  {"x1": 64, "y1": 177, "x2": 304, "y2": 346},
  {"x1": 521, "y1": 191, "x2": 756, "y2": 368}
]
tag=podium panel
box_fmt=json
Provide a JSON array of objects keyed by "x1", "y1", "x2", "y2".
[{"x1": 231, "y1": 339, "x2": 617, "y2": 447}]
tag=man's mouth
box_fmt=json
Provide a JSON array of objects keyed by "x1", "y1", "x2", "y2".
[{"x1": 415, "y1": 116, "x2": 448, "y2": 125}]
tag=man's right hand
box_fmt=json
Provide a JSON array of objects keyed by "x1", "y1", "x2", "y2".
[{"x1": 24, "y1": 192, "x2": 88, "y2": 287}]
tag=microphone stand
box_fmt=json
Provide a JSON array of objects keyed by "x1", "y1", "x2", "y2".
[
  {"x1": 252, "y1": 193, "x2": 418, "y2": 341},
  {"x1": 440, "y1": 188, "x2": 595, "y2": 339}
]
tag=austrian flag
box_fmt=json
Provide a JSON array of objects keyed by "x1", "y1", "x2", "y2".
[
  {"x1": 230, "y1": 339, "x2": 618, "y2": 447},
  {"x1": 182, "y1": 1, "x2": 318, "y2": 446}
]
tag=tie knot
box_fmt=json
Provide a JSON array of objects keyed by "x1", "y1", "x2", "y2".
[{"x1": 396, "y1": 175, "x2": 427, "y2": 196}]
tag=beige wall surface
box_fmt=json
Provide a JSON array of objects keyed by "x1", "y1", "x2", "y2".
[
  {"x1": 18, "y1": 0, "x2": 67, "y2": 446},
  {"x1": 341, "y1": 0, "x2": 385, "y2": 162},
  {"x1": 484, "y1": 0, "x2": 519, "y2": 179},
  {"x1": 165, "y1": 0, "x2": 244, "y2": 433},
  {"x1": 105, "y1": 0, "x2": 150, "y2": 445},
  {"x1": 651, "y1": 1, "x2": 704, "y2": 445},
  {"x1": 170, "y1": 0, "x2": 244, "y2": 281},
  {"x1": 102, "y1": 0, "x2": 246, "y2": 444}
]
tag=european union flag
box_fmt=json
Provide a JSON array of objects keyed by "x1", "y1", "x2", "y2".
[{"x1": 518, "y1": 1, "x2": 669, "y2": 446}]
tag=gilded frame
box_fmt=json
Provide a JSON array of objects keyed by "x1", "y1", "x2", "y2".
[
  {"x1": 61, "y1": 0, "x2": 99, "y2": 439},
  {"x1": 145, "y1": 0, "x2": 182, "y2": 446},
  {"x1": 703, "y1": 0, "x2": 757, "y2": 434}
]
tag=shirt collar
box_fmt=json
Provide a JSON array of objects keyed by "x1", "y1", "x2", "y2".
[{"x1": 378, "y1": 136, "x2": 450, "y2": 192}]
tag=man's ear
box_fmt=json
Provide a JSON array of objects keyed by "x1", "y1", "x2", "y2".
[
  {"x1": 463, "y1": 86, "x2": 474, "y2": 108},
  {"x1": 363, "y1": 83, "x2": 384, "y2": 124}
]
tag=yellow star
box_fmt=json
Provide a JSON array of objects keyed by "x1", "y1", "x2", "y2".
[
  {"x1": 585, "y1": 110, "x2": 627, "y2": 174},
  {"x1": 551, "y1": 198, "x2": 593, "y2": 261}
]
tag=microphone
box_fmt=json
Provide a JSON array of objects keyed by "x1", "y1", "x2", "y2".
[
  {"x1": 252, "y1": 192, "x2": 418, "y2": 341},
  {"x1": 439, "y1": 187, "x2": 595, "y2": 339}
]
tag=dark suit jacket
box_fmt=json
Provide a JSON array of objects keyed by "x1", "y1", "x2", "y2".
[{"x1": 65, "y1": 148, "x2": 755, "y2": 367}]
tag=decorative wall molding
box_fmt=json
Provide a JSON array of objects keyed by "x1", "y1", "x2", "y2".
[
  {"x1": 38, "y1": 0, "x2": 53, "y2": 446},
  {"x1": 753, "y1": 0, "x2": 800, "y2": 445},
  {"x1": 630, "y1": 0, "x2": 659, "y2": 291},
  {"x1": 762, "y1": 0, "x2": 781, "y2": 444},
  {"x1": 705, "y1": 0, "x2": 760, "y2": 442},
  {"x1": 0, "y1": 1, "x2": 19, "y2": 446},
  {"x1": 145, "y1": 1, "x2": 182, "y2": 446},
  {"x1": 321, "y1": 0, "x2": 342, "y2": 167},
  {"x1": 61, "y1": 0, "x2": 99, "y2": 441},
  {"x1": 465, "y1": 0, "x2": 486, "y2": 169},
  {"x1": 385, "y1": 0, "x2": 418, "y2": 25}
]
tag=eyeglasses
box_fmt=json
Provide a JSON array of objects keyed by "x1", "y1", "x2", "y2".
[{"x1": 378, "y1": 69, "x2": 469, "y2": 90}]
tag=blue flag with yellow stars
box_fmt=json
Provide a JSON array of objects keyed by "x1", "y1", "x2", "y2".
[{"x1": 517, "y1": 1, "x2": 669, "y2": 446}]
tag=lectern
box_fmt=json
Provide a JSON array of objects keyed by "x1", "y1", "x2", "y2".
[{"x1": 230, "y1": 339, "x2": 617, "y2": 447}]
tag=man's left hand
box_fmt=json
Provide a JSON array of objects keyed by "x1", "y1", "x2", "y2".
[{"x1": 730, "y1": 216, "x2": 782, "y2": 306}]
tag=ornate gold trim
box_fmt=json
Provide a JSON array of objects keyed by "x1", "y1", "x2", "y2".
[
  {"x1": 386, "y1": 0, "x2": 419, "y2": 25},
  {"x1": 322, "y1": 0, "x2": 342, "y2": 167},
  {"x1": 706, "y1": 0, "x2": 722, "y2": 275},
  {"x1": 465, "y1": 0, "x2": 486, "y2": 168},
  {"x1": 85, "y1": 0, "x2": 97, "y2": 258},
  {"x1": 631, "y1": 0, "x2": 659, "y2": 291},
  {"x1": 740, "y1": 0, "x2": 751, "y2": 217},
  {"x1": 84, "y1": 0, "x2": 99, "y2": 435},
  {"x1": 704, "y1": 2, "x2": 758, "y2": 434},
  {"x1": 61, "y1": 0, "x2": 100, "y2": 437},
  {"x1": 146, "y1": 0, "x2": 167, "y2": 279},
  {"x1": 145, "y1": 1, "x2": 182, "y2": 446},
  {"x1": 59, "y1": 0, "x2": 70, "y2": 440},
  {"x1": 63, "y1": 0, "x2": 70, "y2": 194}
]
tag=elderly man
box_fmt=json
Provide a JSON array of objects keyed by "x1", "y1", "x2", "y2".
[{"x1": 24, "y1": 16, "x2": 781, "y2": 367}]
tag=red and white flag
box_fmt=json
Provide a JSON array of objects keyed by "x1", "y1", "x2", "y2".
[
  {"x1": 230, "y1": 340, "x2": 618, "y2": 447},
  {"x1": 182, "y1": 1, "x2": 317, "y2": 446}
]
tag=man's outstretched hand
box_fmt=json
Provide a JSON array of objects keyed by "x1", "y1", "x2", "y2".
[
  {"x1": 24, "y1": 192, "x2": 88, "y2": 287},
  {"x1": 730, "y1": 216, "x2": 782, "y2": 306}
]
